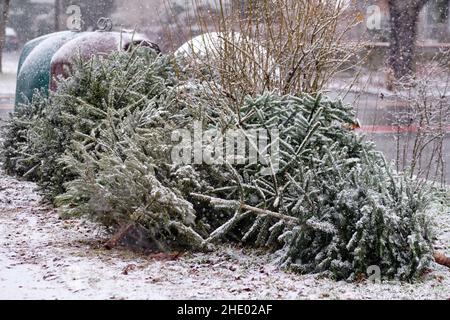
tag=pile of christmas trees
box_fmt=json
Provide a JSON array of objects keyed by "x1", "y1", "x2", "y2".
[{"x1": 0, "y1": 47, "x2": 435, "y2": 281}]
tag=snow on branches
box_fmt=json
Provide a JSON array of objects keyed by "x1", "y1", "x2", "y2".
[{"x1": 0, "y1": 48, "x2": 437, "y2": 281}]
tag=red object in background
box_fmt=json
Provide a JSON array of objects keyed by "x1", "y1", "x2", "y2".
[{"x1": 356, "y1": 125, "x2": 450, "y2": 134}]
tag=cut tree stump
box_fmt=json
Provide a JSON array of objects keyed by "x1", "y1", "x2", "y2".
[
  {"x1": 104, "y1": 224, "x2": 133, "y2": 250},
  {"x1": 434, "y1": 252, "x2": 450, "y2": 268},
  {"x1": 103, "y1": 224, "x2": 162, "y2": 251}
]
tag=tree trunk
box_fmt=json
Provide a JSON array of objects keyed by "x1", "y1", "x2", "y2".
[
  {"x1": 55, "y1": 0, "x2": 62, "y2": 32},
  {"x1": 0, "y1": 0, "x2": 11, "y2": 74},
  {"x1": 388, "y1": 0, "x2": 430, "y2": 85}
]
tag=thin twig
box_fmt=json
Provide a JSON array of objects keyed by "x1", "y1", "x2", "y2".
[{"x1": 191, "y1": 193, "x2": 298, "y2": 223}]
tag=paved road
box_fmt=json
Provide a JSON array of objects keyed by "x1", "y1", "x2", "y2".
[
  {"x1": 347, "y1": 91, "x2": 449, "y2": 184},
  {"x1": 0, "y1": 94, "x2": 14, "y2": 125}
]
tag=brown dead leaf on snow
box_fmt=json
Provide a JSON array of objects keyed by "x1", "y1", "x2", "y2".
[
  {"x1": 146, "y1": 276, "x2": 163, "y2": 283},
  {"x1": 229, "y1": 265, "x2": 238, "y2": 272},
  {"x1": 148, "y1": 252, "x2": 183, "y2": 262},
  {"x1": 121, "y1": 264, "x2": 137, "y2": 275}
]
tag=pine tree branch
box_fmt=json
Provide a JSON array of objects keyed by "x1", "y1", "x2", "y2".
[
  {"x1": 205, "y1": 208, "x2": 250, "y2": 243},
  {"x1": 190, "y1": 193, "x2": 298, "y2": 223}
]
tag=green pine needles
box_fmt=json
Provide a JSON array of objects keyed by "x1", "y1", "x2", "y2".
[
  {"x1": 198, "y1": 93, "x2": 435, "y2": 281},
  {"x1": 1, "y1": 47, "x2": 177, "y2": 201},
  {"x1": 0, "y1": 47, "x2": 435, "y2": 281}
]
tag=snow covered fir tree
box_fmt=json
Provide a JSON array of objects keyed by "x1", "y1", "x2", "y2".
[
  {"x1": 1, "y1": 40, "x2": 444, "y2": 282},
  {"x1": 0, "y1": 1, "x2": 449, "y2": 300}
]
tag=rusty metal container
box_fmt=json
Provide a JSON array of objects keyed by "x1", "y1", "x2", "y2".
[{"x1": 50, "y1": 32, "x2": 159, "y2": 91}]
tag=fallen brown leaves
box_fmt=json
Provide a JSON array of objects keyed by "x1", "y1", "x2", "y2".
[
  {"x1": 121, "y1": 264, "x2": 137, "y2": 275},
  {"x1": 148, "y1": 252, "x2": 183, "y2": 262}
]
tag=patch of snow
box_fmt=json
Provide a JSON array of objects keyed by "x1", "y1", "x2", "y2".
[
  {"x1": 175, "y1": 32, "x2": 280, "y2": 81},
  {"x1": 5, "y1": 28, "x2": 17, "y2": 38},
  {"x1": 175, "y1": 32, "x2": 240, "y2": 60},
  {"x1": 0, "y1": 170, "x2": 449, "y2": 300}
]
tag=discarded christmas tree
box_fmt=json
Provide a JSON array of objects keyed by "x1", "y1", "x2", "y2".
[{"x1": 0, "y1": 47, "x2": 438, "y2": 281}]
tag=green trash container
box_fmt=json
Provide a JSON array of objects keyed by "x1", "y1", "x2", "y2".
[
  {"x1": 15, "y1": 31, "x2": 84, "y2": 108},
  {"x1": 17, "y1": 33, "x2": 53, "y2": 73}
]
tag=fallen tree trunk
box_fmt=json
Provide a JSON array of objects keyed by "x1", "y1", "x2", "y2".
[
  {"x1": 104, "y1": 224, "x2": 133, "y2": 250},
  {"x1": 191, "y1": 193, "x2": 298, "y2": 223},
  {"x1": 434, "y1": 252, "x2": 450, "y2": 268}
]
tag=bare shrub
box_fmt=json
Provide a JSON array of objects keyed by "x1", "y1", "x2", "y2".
[
  {"x1": 164, "y1": 0, "x2": 362, "y2": 103},
  {"x1": 389, "y1": 56, "x2": 449, "y2": 187}
]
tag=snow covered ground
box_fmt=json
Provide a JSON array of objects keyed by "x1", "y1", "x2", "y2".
[
  {"x1": 0, "y1": 170, "x2": 449, "y2": 300},
  {"x1": 0, "y1": 50, "x2": 449, "y2": 297}
]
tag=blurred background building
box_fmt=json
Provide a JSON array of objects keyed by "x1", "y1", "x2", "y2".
[{"x1": 2, "y1": 0, "x2": 450, "y2": 52}]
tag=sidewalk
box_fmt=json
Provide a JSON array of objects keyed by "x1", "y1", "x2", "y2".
[{"x1": 0, "y1": 51, "x2": 19, "y2": 122}]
